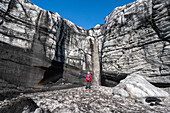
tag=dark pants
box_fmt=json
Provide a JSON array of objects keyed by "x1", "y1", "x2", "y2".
[{"x1": 86, "y1": 81, "x2": 91, "y2": 89}]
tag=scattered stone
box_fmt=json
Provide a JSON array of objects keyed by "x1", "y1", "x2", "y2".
[{"x1": 0, "y1": 86, "x2": 170, "y2": 112}]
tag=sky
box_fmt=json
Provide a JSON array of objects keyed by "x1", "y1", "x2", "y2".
[{"x1": 29, "y1": 0, "x2": 136, "y2": 30}]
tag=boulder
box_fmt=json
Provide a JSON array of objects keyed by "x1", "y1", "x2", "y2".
[
  {"x1": 112, "y1": 74, "x2": 169, "y2": 98},
  {"x1": 0, "y1": 97, "x2": 38, "y2": 113}
]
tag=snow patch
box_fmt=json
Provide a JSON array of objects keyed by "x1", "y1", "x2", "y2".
[
  {"x1": 113, "y1": 74, "x2": 169, "y2": 98},
  {"x1": 86, "y1": 36, "x2": 94, "y2": 40},
  {"x1": 94, "y1": 24, "x2": 101, "y2": 29}
]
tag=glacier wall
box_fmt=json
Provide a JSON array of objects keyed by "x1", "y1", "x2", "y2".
[
  {"x1": 0, "y1": 0, "x2": 93, "y2": 86},
  {"x1": 0, "y1": 0, "x2": 170, "y2": 87},
  {"x1": 101, "y1": 0, "x2": 170, "y2": 86}
]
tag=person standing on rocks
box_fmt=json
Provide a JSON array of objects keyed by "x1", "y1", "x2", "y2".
[{"x1": 86, "y1": 72, "x2": 92, "y2": 89}]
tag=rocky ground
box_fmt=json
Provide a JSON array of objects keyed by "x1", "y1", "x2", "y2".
[
  {"x1": 0, "y1": 85, "x2": 170, "y2": 113},
  {"x1": 0, "y1": 78, "x2": 82, "y2": 101}
]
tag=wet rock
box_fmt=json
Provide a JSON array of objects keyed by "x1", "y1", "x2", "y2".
[
  {"x1": 145, "y1": 97, "x2": 162, "y2": 106},
  {"x1": 146, "y1": 97, "x2": 162, "y2": 103}
]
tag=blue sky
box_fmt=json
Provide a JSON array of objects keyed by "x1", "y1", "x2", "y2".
[{"x1": 29, "y1": 0, "x2": 136, "y2": 30}]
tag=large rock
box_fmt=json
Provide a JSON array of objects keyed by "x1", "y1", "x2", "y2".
[
  {"x1": 112, "y1": 74, "x2": 169, "y2": 98},
  {"x1": 0, "y1": 97, "x2": 38, "y2": 113}
]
